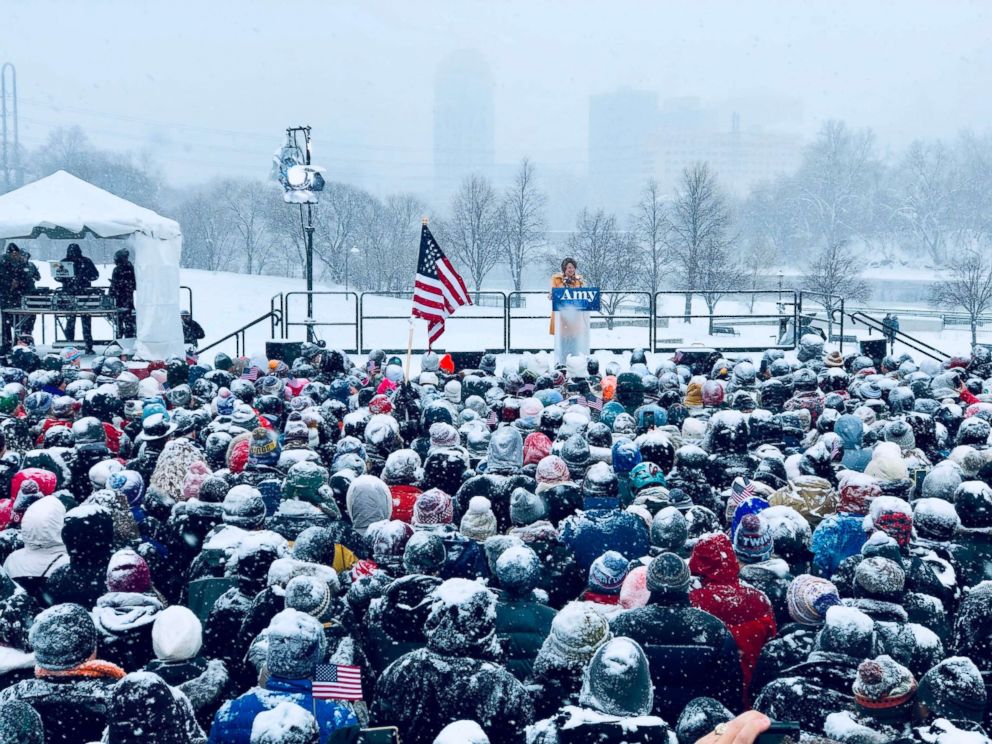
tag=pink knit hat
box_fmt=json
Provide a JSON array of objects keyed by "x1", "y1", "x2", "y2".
[
  {"x1": 413, "y1": 488, "x2": 454, "y2": 526},
  {"x1": 106, "y1": 549, "x2": 152, "y2": 593},
  {"x1": 619, "y1": 565, "x2": 650, "y2": 610},
  {"x1": 181, "y1": 461, "x2": 212, "y2": 501}
]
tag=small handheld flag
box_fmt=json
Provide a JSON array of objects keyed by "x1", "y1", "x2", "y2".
[{"x1": 312, "y1": 663, "x2": 363, "y2": 701}]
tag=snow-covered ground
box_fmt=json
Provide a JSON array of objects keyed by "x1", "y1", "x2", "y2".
[{"x1": 19, "y1": 264, "x2": 989, "y2": 364}]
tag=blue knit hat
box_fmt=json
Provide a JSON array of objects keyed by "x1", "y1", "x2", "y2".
[{"x1": 588, "y1": 551, "x2": 630, "y2": 595}]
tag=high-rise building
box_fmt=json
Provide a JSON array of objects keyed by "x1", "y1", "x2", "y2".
[
  {"x1": 588, "y1": 88, "x2": 658, "y2": 213},
  {"x1": 433, "y1": 50, "x2": 495, "y2": 203}
]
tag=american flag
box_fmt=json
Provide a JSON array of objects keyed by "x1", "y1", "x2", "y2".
[
  {"x1": 411, "y1": 223, "x2": 472, "y2": 347},
  {"x1": 485, "y1": 410, "x2": 498, "y2": 427},
  {"x1": 573, "y1": 395, "x2": 604, "y2": 412},
  {"x1": 313, "y1": 663, "x2": 363, "y2": 701},
  {"x1": 241, "y1": 367, "x2": 260, "y2": 381}
]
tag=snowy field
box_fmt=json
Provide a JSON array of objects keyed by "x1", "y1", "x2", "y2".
[{"x1": 18, "y1": 264, "x2": 991, "y2": 365}]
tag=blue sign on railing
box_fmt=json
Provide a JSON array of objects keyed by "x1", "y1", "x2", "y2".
[{"x1": 552, "y1": 286, "x2": 601, "y2": 311}]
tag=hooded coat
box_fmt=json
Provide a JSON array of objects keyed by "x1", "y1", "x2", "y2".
[
  {"x1": 456, "y1": 428, "x2": 537, "y2": 532},
  {"x1": 689, "y1": 533, "x2": 777, "y2": 701},
  {"x1": 836, "y1": 415, "x2": 872, "y2": 473},
  {"x1": 364, "y1": 574, "x2": 441, "y2": 677},
  {"x1": 345, "y1": 475, "x2": 392, "y2": 537},
  {"x1": 93, "y1": 591, "x2": 166, "y2": 672},
  {"x1": 2, "y1": 497, "x2": 68, "y2": 603}
]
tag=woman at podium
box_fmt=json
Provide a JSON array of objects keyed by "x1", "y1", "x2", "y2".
[{"x1": 549, "y1": 257, "x2": 589, "y2": 365}]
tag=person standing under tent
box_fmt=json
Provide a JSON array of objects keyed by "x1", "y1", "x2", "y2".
[
  {"x1": 0, "y1": 244, "x2": 40, "y2": 353},
  {"x1": 56, "y1": 243, "x2": 99, "y2": 354},
  {"x1": 109, "y1": 248, "x2": 137, "y2": 339}
]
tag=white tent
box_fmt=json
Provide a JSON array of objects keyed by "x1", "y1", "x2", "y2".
[{"x1": 0, "y1": 170, "x2": 185, "y2": 359}]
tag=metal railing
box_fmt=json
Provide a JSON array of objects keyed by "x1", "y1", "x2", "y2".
[
  {"x1": 196, "y1": 308, "x2": 282, "y2": 357},
  {"x1": 797, "y1": 291, "x2": 847, "y2": 351},
  {"x1": 508, "y1": 290, "x2": 653, "y2": 352},
  {"x1": 845, "y1": 310, "x2": 950, "y2": 362},
  {"x1": 283, "y1": 291, "x2": 359, "y2": 353}
]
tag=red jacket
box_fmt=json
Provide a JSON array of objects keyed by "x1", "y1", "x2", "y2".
[
  {"x1": 688, "y1": 532, "x2": 777, "y2": 703},
  {"x1": 388, "y1": 484, "x2": 421, "y2": 524}
]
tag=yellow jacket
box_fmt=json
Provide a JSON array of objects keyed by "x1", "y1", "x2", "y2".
[{"x1": 549, "y1": 272, "x2": 584, "y2": 334}]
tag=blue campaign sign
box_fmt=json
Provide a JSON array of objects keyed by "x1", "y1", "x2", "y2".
[{"x1": 552, "y1": 286, "x2": 601, "y2": 311}]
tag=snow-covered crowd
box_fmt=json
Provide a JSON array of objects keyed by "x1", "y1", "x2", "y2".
[{"x1": 0, "y1": 334, "x2": 989, "y2": 744}]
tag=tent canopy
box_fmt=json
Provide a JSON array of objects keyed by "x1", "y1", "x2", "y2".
[{"x1": 0, "y1": 171, "x2": 185, "y2": 360}]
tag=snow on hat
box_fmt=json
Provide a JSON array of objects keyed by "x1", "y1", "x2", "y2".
[
  {"x1": 285, "y1": 575, "x2": 332, "y2": 620},
  {"x1": 786, "y1": 574, "x2": 840, "y2": 625},
  {"x1": 884, "y1": 419, "x2": 916, "y2": 452},
  {"x1": 460, "y1": 496, "x2": 498, "y2": 542},
  {"x1": 413, "y1": 488, "x2": 454, "y2": 526},
  {"x1": 152, "y1": 605, "x2": 202, "y2": 662},
  {"x1": 403, "y1": 531, "x2": 446, "y2": 575},
  {"x1": 181, "y1": 460, "x2": 211, "y2": 502},
  {"x1": 510, "y1": 487, "x2": 547, "y2": 526},
  {"x1": 646, "y1": 552, "x2": 691, "y2": 595},
  {"x1": 921, "y1": 461, "x2": 962, "y2": 502},
  {"x1": 106, "y1": 548, "x2": 151, "y2": 593},
  {"x1": 824, "y1": 350, "x2": 845, "y2": 368},
  {"x1": 917, "y1": 656, "x2": 988, "y2": 720},
  {"x1": 817, "y1": 605, "x2": 875, "y2": 659},
  {"x1": 283, "y1": 412, "x2": 310, "y2": 448},
  {"x1": 838, "y1": 470, "x2": 880, "y2": 515},
  {"x1": 495, "y1": 544, "x2": 541, "y2": 594},
  {"x1": 588, "y1": 550, "x2": 630, "y2": 595},
  {"x1": 955, "y1": 480, "x2": 992, "y2": 529},
  {"x1": 429, "y1": 422, "x2": 460, "y2": 450},
  {"x1": 30, "y1": 603, "x2": 99, "y2": 672},
  {"x1": 855, "y1": 556, "x2": 906, "y2": 596},
  {"x1": 223, "y1": 484, "x2": 267, "y2": 529},
  {"x1": 266, "y1": 609, "x2": 325, "y2": 679},
  {"x1": 251, "y1": 702, "x2": 320, "y2": 744},
  {"x1": 535, "y1": 455, "x2": 570, "y2": 491},
  {"x1": 732, "y1": 513, "x2": 773, "y2": 563},
  {"x1": 520, "y1": 397, "x2": 543, "y2": 419},
  {"x1": 543, "y1": 601, "x2": 613, "y2": 665},
  {"x1": 434, "y1": 720, "x2": 489, "y2": 744},
  {"x1": 368, "y1": 394, "x2": 393, "y2": 415},
  {"x1": 249, "y1": 427, "x2": 280, "y2": 467},
  {"x1": 853, "y1": 655, "x2": 917, "y2": 709},
  {"x1": 912, "y1": 497, "x2": 960, "y2": 540},
  {"x1": 523, "y1": 432, "x2": 552, "y2": 466},
  {"x1": 651, "y1": 506, "x2": 688, "y2": 551},
  {"x1": 214, "y1": 388, "x2": 236, "y2": 416},
  {"x1": 866, "y1": 495, "x2": 913, "y2": 547}
]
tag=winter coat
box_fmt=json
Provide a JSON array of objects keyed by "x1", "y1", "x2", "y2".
[
  {"x1": 44, "y1": 504, "x2": 115, "y2": 607},
  {"x1": 208, "y1": 675, "x2": 360, "y2": 744},
  {"x1": 364, "y1": 575, "x2": 440, "y2": 678},
  {"x1": 183, "y1": 317, "x2": 206, "y2": 346},
  {"x1": 754, "y1": 652, "x2": 861, "y2": 736},
  {"x1": 954, "y1": 528, "x2": 992, "y2": 589},
  {"x1": 93, "y1": 591, "x2": 166, "y2": 671},
  {"x1": 109, "y1": 259, "x2": 136, "y2": 309},
  {"x1": 509, "y1": 522, "x2": 584, "y2": 609},
  {"x1": 389, "y1": 483, "x2": 421, "y2": 524},
  {"x1": 610, "y1": 596, "x2": 744, "y2": 724},
  {"x1": 812, "y1": 512, "x2": 869, "y2": 577},
  {"x1": 739, "y1": 557, "x2": 793, "y2": 628},
  {"x1": 836, "y1": 415, "x2": 872, "y2": 472},
  {"x1": 0, "y1": 670, "x2": 119, "y2": 744},
  {"x1": 560, "y1": 509, "x2": 651, "y2": 575},
  {"x1": 750, "y1": 625, "x2": 817, "y2": 696},
  {"x1": 2, "y1": 497, "x2": 68, "y2": 603},
  {"x1": 455, "y1": 473, "x2": 538, "y2": 533},
  {"x1": 151, "y1": 438, "x2": 206, "y2": 503},
  {"x1": 689, "y1": 533, "x2": 777, "y2": 701},
  {"x1": 146, "y1": 655, "x2": 228, "y2": 731},
  {"x1": 57, "y1": 251, "x2": 99, "y2": 292},
  {"x1": 496, "y1": 589, "x2": 556, "y2": 681}
]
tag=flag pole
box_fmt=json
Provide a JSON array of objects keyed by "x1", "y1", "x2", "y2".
[{"x1": 406, "y1": 216, "x2": 429, "y2": 381}]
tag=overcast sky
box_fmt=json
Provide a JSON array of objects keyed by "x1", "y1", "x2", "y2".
[{"x1": 5, "y1": 0, "x2": 991, "y2": 191}]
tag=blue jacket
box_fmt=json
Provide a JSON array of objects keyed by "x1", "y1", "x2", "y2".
[
  {"x1": 560, "y1": 508, "x2": 651, "y2": 573},
  {"x1": 208, "y1": 676, "x2": 359, "y2": 744},
  {"x1": 836, "y1": 415, "x2": 871, "y2": 473},
  {"x1": 811, "y1": 512, "x2": 868, "y2": 577}
]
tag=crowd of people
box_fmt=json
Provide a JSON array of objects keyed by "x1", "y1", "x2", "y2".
[{"x1": 0, "y1": 333, "x2": 988, "y2": 743}]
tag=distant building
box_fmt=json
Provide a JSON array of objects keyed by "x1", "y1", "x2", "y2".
[
  {"x1": 433, "y1": 50, "x2": 496, "y2": 204},
  {"x1": 588, "y1": 88, "x2": 659, "y2": 213}
]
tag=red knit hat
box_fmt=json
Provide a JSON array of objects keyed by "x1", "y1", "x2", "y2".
[{"x1": 106, "y1": 549, "x2": 152, "y2": 593}]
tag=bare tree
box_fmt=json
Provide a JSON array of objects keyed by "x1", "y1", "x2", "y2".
[
  {"x1": 438, "y1": 174, "x2": 501, "y2": 298},
  {"x1": 930, "y1": 245, "x2": 992, "y2": 348},
  {"x1": 801, "y1": 240, "x2": 872, "y2": 342},
  {"x1": 742, "y1": 238, "x2": 778, "y2": 311},
  {"x1": 565, "y1": 209, "x2": 642, "y2": 329},
  {"x1": 893, "y1": 140, "x2": 958, "y2": 263},
  {"x1": 224, "y1": 180, "x2": 274, "y2": 275},
  {"x1": 178, "y1": 183, "x2": 238, "y2": 272},
  {"x1": 315, "y1": 183, "x2": 373, "y2": 283},
  {"x1": 499, "y1": 159, "x2": 546, "y2": 293},
  {"x1": 633, "y1": 179, "x2": 668, "y2": 298},
  {"x1": 666, "y1": 164, "x2": 735, "y2": 321}
]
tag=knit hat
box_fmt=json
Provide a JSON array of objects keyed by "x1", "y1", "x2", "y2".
[
  {"x1": 884, "y1": 419, "x2": 916, "y2": 452},
  {"x1": 403, "y1": 531, "x2": 446, "y2": 575},
  {"x1": 912, "y1": 498, "x2": 961, "y2": 540},
  {"x1": 817, "y1": 605, "x2": 876, "y2": 659},
  {"x1": 867, "y1": 496, "x2": 913, "y2": 547},
  {"x1": 510, "y1": 487, "x2": 547, "y2": 526},
  {"x1": 732, "y1": 513, "x2": 774, "y2": 563},
  {"x1": 214, "y1": 388, "x2": 236, "y2": 416},
  {"x1": 786, "y1": 574, "x2": 840, "y2": 625},
  {"x1": 618, "y1": 566, "x2": 650, "y2": 609},
  {"x1": 646, "y1": 552, "x2": 691, "y2": 595},
  {"x1": 266, "y1": 609, "x2": 325, "y2": 679},
  {"x1": 535, "y1": 455, "x2": 570, "y2": 491},
  {"x1": 429, "y1": 422, "x2": 460, "y2": 450},
  {"x1": 838, "y1": 470, "x2": 880, "y2": 515},
  {"x1": 285, "y1": 575, "x2": 333, "y2": 620},
  {"x1": 249, "y1": 427, "x2": 281, "y2": 467},
  {"x1": 543, "y1": 601, "x2": 613, "y2": 664},
  {"x1": 853, "y1": 655, "x2": 917, "y2": 709},
  {"x1": 587, "y1": 551, "x2": 630, "y2": 595},
  {"x1": 650, "y1": 506, "x2": 688, "y2": 551},
  {"x1": 824, "y1": 350, "x2": 845, "y2": 368},
  {"x1": 106, "y1": 548, "x2": 152, "y2": 593},
  {"x1": 495, "y1": 545, "x2": 541, "y2": 594},
  {"x1": 413, "y1": 488, "x2": 454, "y2": 526},
  {"x1": 223, "y1": 484, "x2": 267, "y2": 529},
  {"x1": 30, "y1": 603, "x2": 98, "y2": 672},
  {"x1": 855, "y1": 556, "x2": 906, "y2": 596},
  {"x1": 180, "y1": 460, "x2": 211, "y2": 502},
  {"x1": 152, "y1": 606, "x2": 202, "y2": 662},
  {"x1": 283, "y1": 412, "x2": 310, "y2": 449},
  {"x1": 459, "y1": 496, "x2": 498, "y2": 542},
  {"x1": 522, "y1": 432, "x2": 552, "y2": 466},
  {"x1": 917, "y1": 656, "x2": 988, "y2": 721}
]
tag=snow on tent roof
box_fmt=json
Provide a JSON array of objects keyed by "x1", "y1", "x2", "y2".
[{"x1": 0, "y1": 170, "x2": 180, "y2": 241}]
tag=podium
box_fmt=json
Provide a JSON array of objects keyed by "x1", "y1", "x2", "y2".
[{"x1": 552, "y1": 286, "x2": 599, "y2": 365}]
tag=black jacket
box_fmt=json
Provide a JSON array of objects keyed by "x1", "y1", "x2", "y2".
[
  {"x1": 58, "y1": 253, "x2": 99, "y2": 292},
  {"x1": 495, "y1": 589, "x2": 556, "y2": 681},
  {"x1": 109, "y1": 260, "x2": 136, "y2": 309}
]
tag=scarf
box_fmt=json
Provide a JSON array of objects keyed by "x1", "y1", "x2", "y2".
[{"x1": 37, "y1": 658, "x2": 125, "y2": 681}]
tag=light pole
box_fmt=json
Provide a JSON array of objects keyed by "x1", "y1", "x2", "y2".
[{"x1": 778, "y1": 270, "x2": 784, "y2": 302}]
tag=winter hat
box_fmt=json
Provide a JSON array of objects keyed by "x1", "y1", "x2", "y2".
[
  {"x1": 883, "y1": 419, "x2": 916, "y2": 452},
  {"x1": 921, "y1": 461, "x2": 962, "y2": 502},
  {"x1": 701, "y1": 380, "x2": 725, "y2": 407},
  {"x1": 520, "y1": 397, "x2": 543, "y2": 419},
  {"x1": 413, "y1": 488, "x2": 454, "y2": 526},
  {"x1": 510, "y1": 487, "x2": 548, "y2": 526},
  {"x1": 107, "y1": 469, "x2": 145, "y2": 508},
  {"x1": 865, "y1": 442, "x2": 909, "y2": 481},
  {"x1": 381, "y1": 449, "x2": 422, "y2": 485},
  {"x1": 579, "y1": 637, "x2": 654, "y2": 717},
  {"x1": 616, "y1": 566, "x2": 649, "y2": 610},
  {"x1": 732, "y1": 513, "x2": 774, "y2": 563},
  {"x1": 433, "y1": 721, "x2": 489, "y2": 744},
  {"x1": 866, "y1": 496, "x2": 913, "y2": 547},
  {"x1": 487, "y1": 426, "x2": 524, "y2": 473},
  {"x1": 522, "y1": 432, "x2": 552, "y2": 466},
  {"x1": 285, "y1": 575, "x2": 333, "y2": 620},
  {"x1": 0, "y1": 701, "x2": 44, "y2": 744},
  {"x1": 817, "y1": 605, "x2": 875, "y2": 659},
  {"x1": 838, "y1": 470, "x2": 880, "y2": 515},
  {"x1": 645, "y1": 552, "x2": 691, "y2": 596},
  {"x1": 853, "y1": 655, "x2": 917, "y2": 709},
  {"x1": 912, "y1": 498, "x2": 960, "y2": 540},
  {"x1": 152, "y1": 605, "x2": 202, "y2": 661},
  {"x1": 346, "y1": 475, "x2": 393, "y2": 534},
  {"x1": 283, "y1": 412, "x2": 310, "y2": 448},
  {"x1": 223, "y1": 485, "x2": 267, "y2": 529},
  {"x1": 371, "y1": 520, "x2": 415, "y2": 569},
  {"x1": 917, "y1": 656, "x2": 987, "y2": 722},
  {"x1": 425, "y1": 579, "x2": 500, "y2": 657},
  {"x1": 825, "y1": 350, "x2": 845, "y2": 368},
  {"x1": 249, "y1": 427, "x2": 281, "y2": 467},
  {"x1": 855, "y1": 556, "x2": 906, "y2": 597},
  {"x1": 954, "y1": 480, "x2": 992, "y2": 529},
  {"x1": 30, "y1": 603, "x2": 98, "y2": 672},
  {"x1": 180, "y1": 460, "x2": 211, "y2": 502},
  {"x1": 459, "y1": 496, "x2": 498, "y2": 542},
  {"x1": 495, "y1": 544, "x2": 541, "y2": 594},
  {"x1": 786, "y1": 574, "x2": 840, "y2": 625},
  {"x1": 560, "y1": 433, "x2": 591, "y2": 478},
  {"x1": 403, "y1": 531, "x2": 446, "y2": 575},
  {"x1": 251, "y1": 702, "x2": 320, "y2": 744},
  {"x1": 214, "y1": 388, "x2": 236, "y2": 416},
  {"x1": 543, "y1": 601, "x2": 613, "y2": 665},
  {"x1": 588, "y1": 551, "x2": 630, "y2": 595},
  {"x1": 106, "y1": 548, "x2": 152, "y2": 593},
  {"x1": 651, "y1": 506, "x2": 689, "y2": 551},
  {"x1": 265, "y1": 609, "x2": 326, "y2": 679},
  {"x1": 535, "y1": 455, "x2": 571, "y2": 492},
  {"x1": 429, "y1": 422, "x2": 460, "y2": 450},
  {"x1": 676, "y1": 698, "x2": 734, "y2": 744}
]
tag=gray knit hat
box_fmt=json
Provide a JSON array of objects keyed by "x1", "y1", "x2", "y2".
[
  {"x1": 510, "y1": 487, "x2": 547, "y2": 526},
  {"x1": 30, "y1": 603, "x2": 97, "y2": 671},
  {"x1": 646, "y1": 552, "x2": 691, "y2": 595}
]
